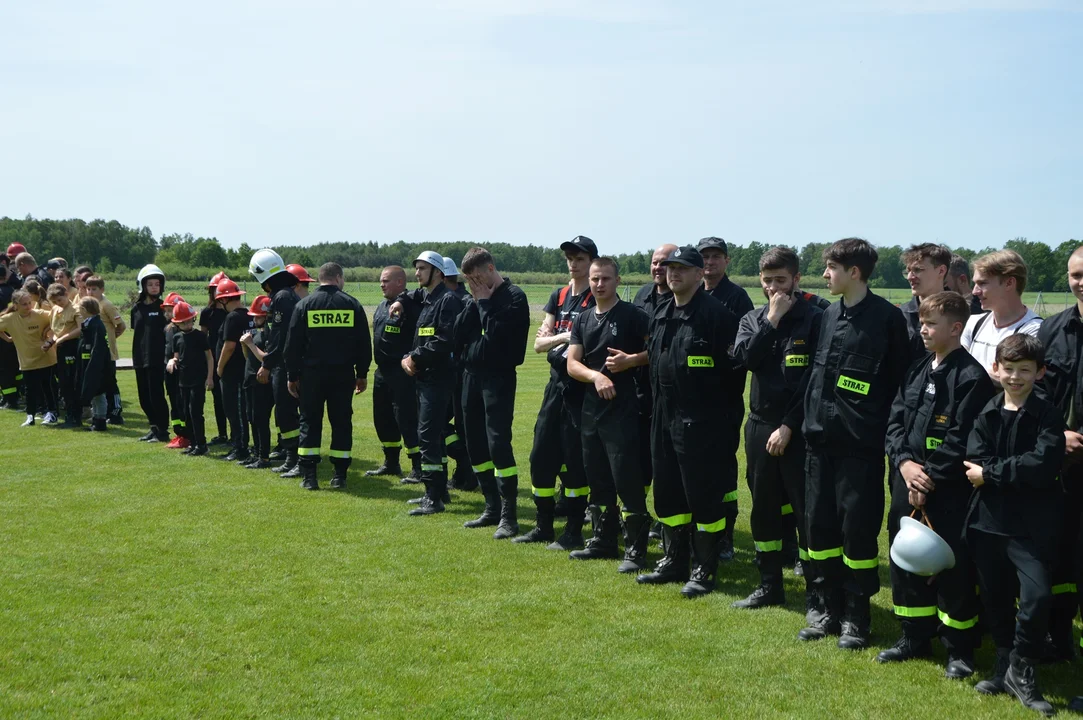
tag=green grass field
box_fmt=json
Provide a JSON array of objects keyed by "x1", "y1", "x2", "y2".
[{"x1": 1, "y1": 287, "x2": 1080, "y2": 718}]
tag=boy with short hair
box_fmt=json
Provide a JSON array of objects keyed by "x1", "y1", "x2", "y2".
[
  {"x1": 898, "y1": 243, "x2": 952, "y2": 365},
  {"x1": 167, "y1": 302, "x2": 214, "y2": 457},
  {"x1": 964, "y1": 334, "x2": 1065, "y2": 715},
  {"x1": 76, "y1": 297, "x2": 110, "y2": 431},
  {"x1": 962, "y1": 250, "x2": 1042, "y2": 383},
  {"x1": 84, "y1": 276, "x2": 125, "y2": 423},
  {"x1": 881, "y1": 292, "x2": 995, "y2": 677}
]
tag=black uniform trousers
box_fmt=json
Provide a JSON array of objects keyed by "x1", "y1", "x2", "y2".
[
  {"x1": 245, "y1": 381, "x2": 274, "y2": 460},
  {"x1": 638, "y1": 411, "x2": 652, "y2": 491},
  {"x1": 165, "y1": 371, "x2": 188, "y2": 439},
  {"x1": 462, "y1": 368, "x2": 518, "y2": 498},
  {"x1": 651, "y1": 392, "x2": 727, "y2": 531},
  {"x1": 297, "y1": 364, "x2": 355, "y2": 470},
  {"x1": 104, "y1": 360, "x2": 121, "y2": 418},
  {"x1": 372, "y1": 364, "x2": 419, "y2": 456},
  {"x1": 805, "y1": 450, "x2": 884, "y2": 597},
  {"x1": 886, "y1": 474, "x2": 980, "y2": 651},
  {"x1": 56, "y1": 340, "x2": 78, "y2": 419},
  {"x1": 417, "y1": 369, "x2": 453, "y2": 496},
  {"x1": 581, "y1": 391, "x2": 646, "y2": 515},
  {"x1": 271, "y1": 366, "x2": 300, "y2": 449},
  {"x1": 1050, "y1": 480, "x2": 1081, "y2": 642},
  {"x1": 969, "y1": 528, "x2": 1053, "y2": 660},
  {"x1": 745, "y1": 416, "x2": 808, "y2": 578},
  {"x1": 209, "y1": 353, "x2": 227, "y2": 438},
  {"x1": 134, "y1": 365, "x2": 169, "y2": 433},
  {"x1": 723, "y1": 398, "x2": 744, "y2": 527},
  {"x1": 182, "y1": 384, "x2": 206, "y2": 445},
  {"x1": 220, "y1": 372, "x2": 249, "y2": 454},
  {"x1": 23, "y1": 366, "x2": 57, "y2": 417},
  {"x1": 528, "y1": 380, "x2": 589, "y2": 500},
  {"x1": 444, "y1": 368, "x2": 470, "y2": 468},
  {"x1": 0, "y1": 340, "x2": 20, "y2": 403}
]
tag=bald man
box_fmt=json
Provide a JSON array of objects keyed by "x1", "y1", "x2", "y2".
[{"x1": 368, "y1": 265, "x2": 422, "y2": 481}]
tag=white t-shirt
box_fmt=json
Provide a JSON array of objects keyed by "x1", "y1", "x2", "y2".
[{"x1": 961, "y1": 307, "x2": 1042, "y2": 373}]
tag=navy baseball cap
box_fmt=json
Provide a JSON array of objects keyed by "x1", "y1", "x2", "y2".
[
  {"x1": 661, "y1": 246, "x2": 704, "y2": 268},
  {"x1": 697, "y1": 236, "x2": 728, "y2": 254},
  {"x1": 560, "y1": 235, "x2": 599, "y2": 259}
]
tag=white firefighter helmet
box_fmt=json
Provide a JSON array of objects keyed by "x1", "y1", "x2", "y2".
[
  {"x1": 890, "y1": 515, "x2": 956, "y2": 576},
  {"x1": 413, "y1": 251, "x2": 445, "y2": 274},
  {"x1": 442, "y1": 256, "x2": 459, "y2": 277},
  {"x1": 249, "y1": 248, "x2": 287, "y2": 285},
  {"x1": 136, "y1": 263, "x2": 165, "y2": 289}
]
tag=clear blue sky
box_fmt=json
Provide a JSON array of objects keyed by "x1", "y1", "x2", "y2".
[{"x1": 2, "y1": 1, "x2": 1079, "y2": 255}]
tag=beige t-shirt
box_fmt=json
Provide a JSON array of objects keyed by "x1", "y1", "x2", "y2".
[
  {"x1": 51, "y1": 302, "x2": 79, "y2": 340},
  {"x1": 0, "y1": 309, "x2": 57, "y2": 370}
]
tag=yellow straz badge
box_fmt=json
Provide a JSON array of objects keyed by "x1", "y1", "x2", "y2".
[
  {"x1": 785, "y1": 354, "x2": 809, "y2": 367},
  {"x1": 837, "y1": 375, "x2": 870, "y2": 395},
  {"x1": 384, "y1": 325, "x2": 400, "y2": 334},
  {"x1": 417, "y1": 327, "x2": 436, "y2": 336},
  {"x1": 308, "y1": 310, "x2": 354, "y2": 327},
  {"x1": 687, "y1": 356, "x2": 714, "y2": 368}
]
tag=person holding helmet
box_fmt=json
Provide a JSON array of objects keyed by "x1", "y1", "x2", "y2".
[
  {"x1": 881, "y1": 292, "x2": 993, "y2": 677},
  {"x1": 249, "y1": 249, "x2": 304, "y2": 477},
  {"x1": 369, "y1": 266, "x2": 422, "y2": 481},
  {"x1": 167, "y1": 301, "x2": 213, "y2": 457},
  {"x1": 402, "y1": 250, "x2": 464, "y2": 514},
  {"x1": 240, "y1": 295, "x2": 275, "y2": 469},
  {"x1": 284, "y1": 263, "x2": 371, "y2": 491},
  {"x1": 161, "y1": 293, "x2": 191, "y2": 449},
  {"x1": 201, "y1": 272, "x2": 230, "y2": 445},
  {"x1": 131, "y1": 264, "x2": 171, "y2": 442},
  {"x1": 635, "y1": 246, "x2": 739, "y2": 597},
  {"x1": 215, "y1": 279, "x2": 253, "y2": 463}
]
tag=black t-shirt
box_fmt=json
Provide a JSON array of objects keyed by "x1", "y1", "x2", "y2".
[
  {"x1": 543, "y1": 284, "x2": 595, "y2": 379},
  {"x1": 570, "y1": 299, "x2": 649, "y2": 394},
  {"x1": 219, "y1": 307, "x2": 253, "y2": 380},
  {"x1": 174, "y1": 328, "x2": 211, "y2": 388},
  {"x1": 200, "y1": 306, "x2": 226, "y2": 357}
]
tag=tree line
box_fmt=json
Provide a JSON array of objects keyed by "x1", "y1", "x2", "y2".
[{"x1": 2, "y1": 215, "x2": 1079, "y2": 292}]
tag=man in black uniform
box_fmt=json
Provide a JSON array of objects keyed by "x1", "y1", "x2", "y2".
[
  {"x1": 453, "y1": 248, "x2": 531, "y2": 539},
  {"x1": 566, "y1": 257, "x2": 652, "y2": 572},
  {"x1": 368, "y1": 265, "x2": 422, "y2": 481},
  {"x1": 215, "y1": 278, "x2": 253, "y2": 462},
  {"x1": 698, "y1": 236, "x2": 754, "y2": 560},
  {"x1": 250, "y1": 249, "x2": 304, "y2": 478},
  {"x1": 402, "y1": 251, "x2": 464, "y2": 515},
  {"x1": 732, "y1": 247, "x2": 823, "y2": 610},
  {"x1": 898, "y1": 243, "x2": 952, "y2": 365},
  {"x1": 524, "y1": 236, "x2": 598, "y2": 550},
  {"x1": 284, "y1": 263, "x2": 371, "y2": 491},
  {"x1": 800, "y1": 238, "x2": 910, "y2": 649},
  {"x1": 442, "y1": 256, "x2": 475, "y2": 491},
  {"x1": 636, "y1": 246, "x2": 739, "y2": 597}
]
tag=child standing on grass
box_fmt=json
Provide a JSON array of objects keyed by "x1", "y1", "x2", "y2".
[
  {"x1": 0, "y1": 289, "x2": 58, "y2": 426},
  {"x1": 964, "y1": 334, "x2": 1064, "y2": 716},
  {"x1": 239, "y1": 295, "x2": 275, "y2": 469},
  {"x1": 161, "y1": 293, "x2": 191, "y2": 449},
  {"x1": 167, "y1": 302, "x2": 213, "y2": 457},
  {"x1": 76, "y1": 297, "x2": 110, "y2": 432},
  {"x1": 47, "y1": 283, "x2": 81, "y2": 426},
  {"x1": 84, "y1": 276, "x2": 125, "y2": 424}
]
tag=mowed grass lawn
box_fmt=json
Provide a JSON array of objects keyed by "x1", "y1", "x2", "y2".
[{"x1": 1, "y1": 293, "x2": 1080, "y2": 718}]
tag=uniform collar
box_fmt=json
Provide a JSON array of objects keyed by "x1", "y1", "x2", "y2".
[
  {"x1": 317, "y1": 284, "x2": 338, "y2": 295},
  {"x1": 423, "y1": 283, "x2": 448, "y2": 304},
  {"x1": 660, "y1": 287, "x2": 707, "y2": 321}
]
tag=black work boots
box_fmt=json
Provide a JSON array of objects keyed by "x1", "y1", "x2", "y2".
[
  {"x1": 681, "y1": 530, "x2": 721, "y2": 598},
  {"x1": 732, "y1": 584, "x2": 784, "y2": 610},
  {"x1": 1003, "y1": 653, "x2": 1054, "y2": 717},
  {"x1": 569, "y1": 505, "x2": 619, "y2": 560},
  {"x1": 492, "y1": 477, "x2": 520, "y2": 540},
  {"x1": 547, "y1": 496, "x2": 586, "y2": 551},
  {"x1": 876, "y1": 636, "x2": 933, "y2": 664},
  {"x1": 837, "y1": 593, "x2": 872, "y2": 650},
  {"x1": 798, "y1": 588, "x2": 843, "y2": 641},
  {"x1": 365, "y1": 448, "x2": 402, "y2": 477},
  {"x1": 299, "y1": 464, "x2": 319, "y2": 491},
  {"x1": 617, "y1": 513, "x2": 652, "y2": 574},
  {"x1": 636, "y1": 524, "x2": 690, "y2": 585},
  {"x1": 513, "y1": 497, "x2": 555, "y2": 544}
]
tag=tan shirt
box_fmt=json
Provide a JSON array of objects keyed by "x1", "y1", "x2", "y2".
[
  {"x1": 82, "y1": 297, "x2": 122, "y2": 361},
  {"x1": 50, "y1": 303, "x2": 79, "y2": 340},
  {"x1": 0, "y1": 309, "x2": 57, "y2": 370}
]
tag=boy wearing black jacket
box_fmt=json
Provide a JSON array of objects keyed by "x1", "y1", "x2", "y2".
[
  {"x1": 964, "y1": 334, "x2": 1064, "y2": 715},
  {"x1": 168, "y1": 302, "x2": 214, "y2": 457},
  {"x1": 881, "y1": 292, "x2": 995, "y2": 678},
  {"x1": 76, "y1": 297, "x2": 110, "y2": 432}
]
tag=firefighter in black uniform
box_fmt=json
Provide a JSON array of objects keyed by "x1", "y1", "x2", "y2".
[
  {"x1": 1036, "y1": 245, "x2": 1083, "y2": 668},
  {"x1": 249, "y1": 249, "x2": 303, "y2": 477},
  {"x1": 732, "y1": 247, "x2": 823, "y2": 610},
  {"x1": 636, "y1": 246, "x2": 739, "y2": 597},
  {"x1": 800, "y1": 238, "x2": 910, "y2": 649},
  {"x1": 881, "y1": 292, "x2": 994, "y2": 677},
  {"x1": 523, "y1": 236, "x2": 598, "y2": 550},
  {"x1": 442, "y1": 256, "x2": 476, "y2": 491},
  {"x1": 284, "y1": 263, "x2": 371, "y2": 491},
  {"x1": 698, "y1": 236, "x2": 754, "y2": 561},
  {"x1": 897, "y1": 243, "x2": 952, "y2": 366},
  {"x1": 454, "y1": 248, "x2": 531, "y2": 539},
  {"x1": 402, "y1": 251, "x2": 464, "y2": 516},
  {"x1": 368, "y1": 265, "x2": 422, "y2": 481}
]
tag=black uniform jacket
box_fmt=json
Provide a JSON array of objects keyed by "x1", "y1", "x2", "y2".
[
  {"x1": 261, "y1": 287, "x2": 299, "y2": 371},
  {"x1": 734, "y1": 294, "x2": 823, "y2": 429},
  {"x1": 457, "y1": 278, "x2": 530, "y2": 371},
  {"x1": 802, "y1": 291, "x2": 910, "y2": 458},
  {"x1": 965, "y1": 391, "x2": 1066, "y2": 547},
  {"x1": 1037, "y1": 305, "x2": 1083, "y2": 432},
  {"x1": 409, "y1": 283, "x2": 463, "y2": 378},
  {"x1": 633, "y1": 283, "x2": 672, "y2": 414},
  {"x1": 648, "y1": 288, "x2": 739, "y2": 425},
  {"x1": 373, "y1": 291, "x2": 420, "y2": 369},
  {"x1": 284, "y1": 285, "x2": 372, "y2": 381},
  {"x1": 706, "y1": 275, "x2": 754, "y2": 406},
  {"x1": 885, "y1": 347, "x2": 996, "y2": 506},
  {"x1": 77, "y1": 315, "x2": 110, "y2": 403},
  {"x1": 130, "y1": 300, "x2": 167, "y2": 369},
  {"x1": 899, "y1": 296, "x2": 932, "y2": 366}
]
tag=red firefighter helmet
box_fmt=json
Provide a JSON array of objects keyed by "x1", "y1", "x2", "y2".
[
  {"x1": 247, "y1": 295, "x2": 272, "y2": 317},
  {"x1": 171, "y1": 301, "x2": 197, "y2": 324},
  {"x1": 162, "y1": 292, "x2": 185, "y2": 308},
  {"x1": 287, "y1": 264, "x2": 315, "y2": 283},
  {"x1": 207, "y1": 271, "x2": 230, "y2": 288},
  {"x1": 214, "y1": 278, "x2": 246, "y2": 299}
]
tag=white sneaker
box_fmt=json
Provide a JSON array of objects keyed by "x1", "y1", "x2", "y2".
[
  {"x1": 21, "y1": 414, "x2": 35, "y2": 427},
  {"x1": 42, "y1": 412, "x2": 58, "y2": 425}
]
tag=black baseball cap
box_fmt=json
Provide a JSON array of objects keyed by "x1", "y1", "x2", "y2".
[
  {"x1": 697, "y1": 236, "x2": 728, "y2": 254},
  {"x1": 560, "y1": 235, "x2": 599, "y2": 259},
  {"x1": 661, "y1": 246, "x2": 704, "y2": 269}
]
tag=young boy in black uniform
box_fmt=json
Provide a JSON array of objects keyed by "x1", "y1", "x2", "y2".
[
  {"x1": 161, "y1": 293, "x2": 191, "y2": 449},
  {"x1": 168, "y1": 302, "x2": 214, "y2": 457},
  {"x1": 215, "y1": 279, "x2": 252, "y2": 463},
  {"x1": 732, "y1": 247, "x2": 823, "y2": 610},
  {"x1": 964, "y1": 334, "x2": 1065, "y2": 715},
  {"x1": 566, "y1": 257, "x2": 651, "y2": 572},
  {"x1": 76, "y1": 297, "x2": 110, "y2": 432},
  {"x1": 523, "y1": 236, "x2": 598, "y2": 550},
  {"x1": 201, "y1": 272, "x2": 229, "y2": 444},
  {"x1": 881, "y1": 292, "x2": 995, "y2": 678},
  {"x1": 800, "y1": 238, "x2": 910, "y2": 649},
  {"x1": 240, "y1": 295, "x2": 275, "y2": 469}
]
